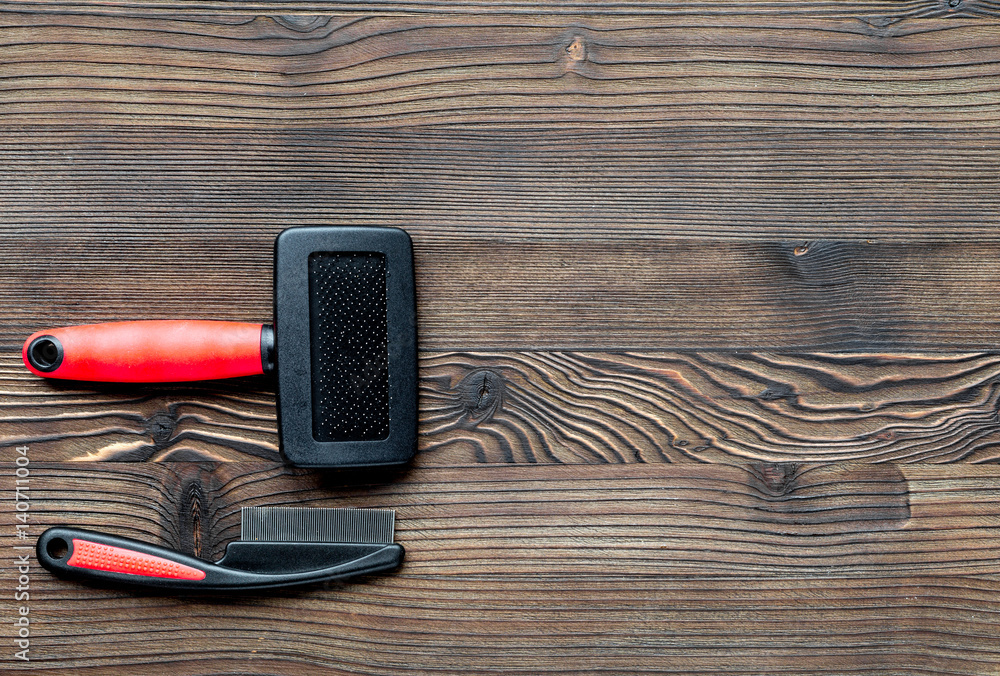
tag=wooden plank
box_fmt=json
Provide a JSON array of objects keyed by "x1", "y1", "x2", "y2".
[
  {"x1": 421, "y1": 352, "x2": 1000, "y2": 464},
  {"x1": 4, "y1": 233, "x2": 1000, "y2": 350},
  {"x1": 3, "y1": 462, "x2": 1000, "y2": 673},
  {"x1": 0, "y1": 0, "x2": 995, "y2": 18},
  {"x1": 6, "y1": 576, "x2": 1000, "y2": 675},
  {"x1": 418, "y1": 240, "x2": 1000, "y2": 350},
  {"x1": 7, "y1": 350, "x2": 1000, "y2": 463},
  {"x1": 0, "y1": 0, "x2": 991, "y2": 17},
  {"x1": 4, "y1": 127, "x2": 1000, "y2": 241},
  {"x1": 7, "y1": 576, "x2": 1000, "y2": 675},
  {"x1": 9, "y1": 462, "x2": 1000, "y2": 577},
  {"x1": 3, "y1": 13, "x2": 1000, "y2": 128}
]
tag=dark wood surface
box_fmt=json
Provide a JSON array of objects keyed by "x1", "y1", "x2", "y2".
[{"x1": 3, "y1": 3, "x2": 1000, "y2": 675}]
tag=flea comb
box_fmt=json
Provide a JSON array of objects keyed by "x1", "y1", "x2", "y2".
[
  {"x1": 36, "y1": 507, "x2": 403, "y2": 592},
  {"x1": 21, "y1": 226, "x2": 417, "y2": 468}
]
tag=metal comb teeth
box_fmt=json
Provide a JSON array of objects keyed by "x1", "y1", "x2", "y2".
[{"x1": 240, "y1": 507, "x2": 395, "y2": 545}]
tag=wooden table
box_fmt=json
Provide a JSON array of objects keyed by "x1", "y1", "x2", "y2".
[{"x1": 3, "y1": 3, "x2": 1000, "y2": 674}]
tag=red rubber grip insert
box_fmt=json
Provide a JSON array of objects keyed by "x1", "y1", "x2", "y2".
[
  {"x1": 23, "y1": 320, "x2": 265, "y2": 382},
  {"x1": 67, "y1": 539, "x2": 206, "y2": 581}
]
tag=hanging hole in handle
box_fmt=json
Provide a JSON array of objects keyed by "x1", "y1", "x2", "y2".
[
  {"x1": 46, "y1": 537, "x2": 69, "y2": 560},
  {"x1": 28, "y1": 336, "x2": 64, "y2": 372}
]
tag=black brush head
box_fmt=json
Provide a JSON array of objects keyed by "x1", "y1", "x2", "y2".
[{"x1": 274, "y1": 226, "x2": 416, "y2": 468}]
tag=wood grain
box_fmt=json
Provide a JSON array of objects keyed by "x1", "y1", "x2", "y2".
[
  {"x1": 421, "y1": 351, "x2": 1000, "y2": 464},
  {"x1": 3, "y1": 12, "x2": 1000, "y2": 128},
  {"x1": 10, "y1": 576, "x2": 1000, "y2": 675},
  {"x1": 7, "y1": 351, "x2": 1000, "y2": 464},
  {"x1": 4, "y1": 127, "x2": 1000, "y2": 242},
  {"x1": 0, "y1": 1, "x2": 996, "y2": 17},
  {"x1": 6, "y1": 232, "x2": 1000, "y2": 351},
  {"x1": 1, "y1": 0, "x2": 996, "y2": 16},
  {"x1": 9, "y1": 462, "x2": 1000, "y2": 577},
  {"x1": 3, "y1": 462, "x2": 1000, "y2": 674},
  {"x1": 4, "y1": 4, "x2": 1000, "y2": 674}
]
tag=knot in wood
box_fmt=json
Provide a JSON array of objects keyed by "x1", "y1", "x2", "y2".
[
  {"x1": 184, "y1": 484, "x2": 205, "y2": 556},
  {"x1": 742, "y1": 465, "x2": 910, "y2": 535},
  {"x1": 272, "y1": 15, "x2": 331, "y2": 31},
  {"x1": 147, "y1": 411, "x2": 177, "y2": 447},
  {"x1": 858, "y1": 15, "x2": 899, "y2": 37},
  {"x1": 750, "y1": 462, "x2": 801, "y2": 497},
  {"x1": 456, "y1": 369, "x2": 504, "y2": 426},
  {"x1": 757, "y1": 383, "x2": 796, "y2": 402},
  {"x1": 566, "y1": 37, "x2": 587, "y2": 62}
]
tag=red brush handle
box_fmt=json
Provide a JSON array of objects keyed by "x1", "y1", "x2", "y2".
[{"x1": 23, "y1": 320, "x2": 269, "y2": 382}]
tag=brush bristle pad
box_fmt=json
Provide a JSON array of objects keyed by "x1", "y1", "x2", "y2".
[{"x1": 308, "y1": 252, "x2": 390, "y2": 442}]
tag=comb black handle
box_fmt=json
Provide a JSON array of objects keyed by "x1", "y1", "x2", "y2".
[{"x1": 37, "y1": 527, "x2": 403, "y2": 593}]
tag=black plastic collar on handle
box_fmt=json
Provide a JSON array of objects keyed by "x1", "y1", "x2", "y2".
[{"x1": 260, "y1": 324, "x2": 275, "y2": 375}]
